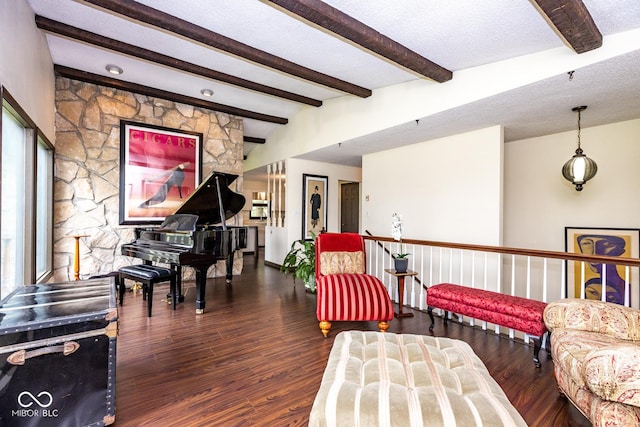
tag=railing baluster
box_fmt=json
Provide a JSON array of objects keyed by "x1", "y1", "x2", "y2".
[
  {"x1": 624, "y1": 266, "x2": 630, "y2": 307},
  {"x1": 543, "y1": 258, "x2": 548, "y2": 303},
  {"x1": 601, "y1": 262, "x2": 607, "y2": 302},
  {"x1": 482, "y1": 253, "x2": 488, "y2": 331},
  {"x1": 510, "y1": 254, "x2": 516, "y2": 296},
  {"x1": 526, "y1": 256, "x2": 531, "y2": 299},
  {"x1": 496, "y1": 252, "x2": 502, "y2": 336},
  {"x1": 580, "y1": 262, "x2": 586, "y2": 299},
  {"x1": 438, "y1": 247, "x2": 443, "y2": 284},
  {"x1": 561, "y1": 262, "x2": 567, "y2": 299}
]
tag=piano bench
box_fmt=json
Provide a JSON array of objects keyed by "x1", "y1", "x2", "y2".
[{"x1": 118, "y1": 265, "x2": 177, "y2": 317}]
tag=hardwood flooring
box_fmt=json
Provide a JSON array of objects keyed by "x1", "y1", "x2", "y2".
[{"x1": 114, "y1": 252, "x2": 590, "y2": 426}]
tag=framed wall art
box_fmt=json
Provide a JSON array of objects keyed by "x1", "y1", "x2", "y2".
[
  {"x1": 119, "y1": 120, "x2": 203, "y2": 225},
  {"x1": 565, "y1": 226, "x2": 640, "y2": 306},
  {"x1": 302, "y1": 174, "x2": 327, "y2": 240}
]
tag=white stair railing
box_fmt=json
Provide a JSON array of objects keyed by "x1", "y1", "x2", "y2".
[{"x1": 364, "y1": 234, "x2": 640, "y2": 313}]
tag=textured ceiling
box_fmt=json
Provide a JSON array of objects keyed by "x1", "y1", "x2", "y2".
[{"x1": 26, "y1": 0, "x2": 640, "y2": 175}]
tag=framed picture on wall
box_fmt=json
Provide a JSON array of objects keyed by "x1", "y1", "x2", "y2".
[
  {"x1": 302, "y1": 174, "x2": 328, "y2": 240},
  {"x1": 119, "y1": 120, "x2": 203, "y2": 225},
  {"x1": 565, "y1": 226, "x2": 640, "y2": 306}
]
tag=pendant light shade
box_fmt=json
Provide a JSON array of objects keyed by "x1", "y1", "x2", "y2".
[{"x1": 562, "y1": 106, "x2": 597, "y2": 191}]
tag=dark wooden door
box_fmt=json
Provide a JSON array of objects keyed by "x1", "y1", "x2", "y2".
[{"x1": 340, "y1": 182, "x2": 359, "y2": 233}]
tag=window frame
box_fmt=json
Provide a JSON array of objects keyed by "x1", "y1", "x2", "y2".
[{"x1": 1, "y1": 87, "x2": 54, "y2": 298}]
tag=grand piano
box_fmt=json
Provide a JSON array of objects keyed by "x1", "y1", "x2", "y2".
[{"x1": 121, "y1": 171, "x2": 247, "y2": 314}]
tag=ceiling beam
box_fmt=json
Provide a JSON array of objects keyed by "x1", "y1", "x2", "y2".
[
  {"x1": 36, "y1": 16, "x2": 322, "y2": 108},
  {"x1": 54, "y1": 65, "x2": 288, "y2": 124},
  {"x1": 80, "y1": 0, "x2": 372, "y2": 98},
  {"x1": 244, "y1": 136, "x2": 266, "y2": 144},
  {"x1": 532, "y1": 0, "x2": 602, "y2": 53},
  {"x1": 266, "y1": 0, "x2": 452, "y2": 83}
]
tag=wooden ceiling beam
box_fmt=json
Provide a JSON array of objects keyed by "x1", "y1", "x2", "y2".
[
  {"x1": 54, "y1": 65, "x2": 288, "y2": 124},
  {"x1": 243, "y1": 136, "x2": 266, "y2": 144},
  {"x1": 532, "y1": 0, "x2": 602, "y2": 53},
  {"x1": 267, "y1": 0, "x2": 452, "y2": 83},
  {"x1": 36, "y1": 16, "x2": 322, "y2": 108},
  {"x1": 80, "y1": 0, "x2": 372, "y2": 98}
]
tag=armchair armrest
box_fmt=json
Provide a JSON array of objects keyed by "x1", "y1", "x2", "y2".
[
  {"x1": 544, "y1": 299, "x2": 640, "y2": 340},
  {"x1": 583, "y1": 345, "x2": 640, "y2": 407}
]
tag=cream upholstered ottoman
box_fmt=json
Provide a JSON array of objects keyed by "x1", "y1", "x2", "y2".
[{"x1": 309, "y1": 331, "x2": 526, "y2": 427}]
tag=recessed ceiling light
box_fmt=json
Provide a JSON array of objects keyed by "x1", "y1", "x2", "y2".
[
  {"x1": 105, "y1": 64, "x2": 123, "y2": 75},
  {"x1": 201, "y1": 89, "x2": 214, "y2": 97}
]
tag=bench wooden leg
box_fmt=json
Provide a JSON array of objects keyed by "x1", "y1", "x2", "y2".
[
  {"x1": 532, "y1": 336, "x2": 542, "y2": 368},
  {"x1": 167, "y1": 265, "x2": 185, "y2": 304},
  {"x1": 146, "y1": 283, "x2": 153, "y2": 317},
  {"x1": 118, "y1": 278, "x2": 126, "y2": 306},
  {"x1": 428, "y1": 307, "x2": 435, "y2": 331}
]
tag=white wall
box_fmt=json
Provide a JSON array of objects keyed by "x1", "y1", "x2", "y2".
[
  {"x1": 360, "y1": 118, "x2": 640, "y2": 253},
  {"x1": 265, "y1": 158, "x2": 361, "y2": 265},
  {"x1": 362, "y1": 126, "x2": 504, "y2": 246},
  {"x1": 504, "y1": 118, "x2": 640, "y2": 251},
  {"x1": 0, "y1": 1, "x2": 55, "y2": 140}
]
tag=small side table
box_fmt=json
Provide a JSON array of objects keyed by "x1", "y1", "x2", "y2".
[{"x1": 385, "y1": 269, "x2": 418, "y2": 318}]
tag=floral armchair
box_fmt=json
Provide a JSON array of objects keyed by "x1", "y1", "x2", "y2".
[
  {"x1": 544, "y1": 299, "x2": 640, "y2": 426},
  {"x1": 315, "y1": 232, "x2": 393, "y2": 337}
]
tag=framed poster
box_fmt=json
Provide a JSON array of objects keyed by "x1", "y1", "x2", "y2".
[
  {"x1": 119, "y1": 120, "x2": 203, "y2": 225},
  {"x1": 565, "y1": 226, "x2": 640, "y2": 306},
  {"x1": 302, "y1": 174, "x2": 327, "y2": 240}
]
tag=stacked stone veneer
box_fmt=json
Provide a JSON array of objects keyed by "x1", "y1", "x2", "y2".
[{"x1": 53, "y1": 77, "x2": 244, "y2": 282}]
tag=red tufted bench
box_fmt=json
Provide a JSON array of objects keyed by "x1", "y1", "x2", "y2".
[{"x1": 426, "y1": 283, "x2": 548, "y2": 367}]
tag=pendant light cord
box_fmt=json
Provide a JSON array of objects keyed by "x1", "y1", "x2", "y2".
[{"x1": 576, "y1": 109, "x2": 582, "y2": 149}]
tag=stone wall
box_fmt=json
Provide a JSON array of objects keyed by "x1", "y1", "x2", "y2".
[{"x1": 53, "y1": 77, "x2": 244, "y2": 281}]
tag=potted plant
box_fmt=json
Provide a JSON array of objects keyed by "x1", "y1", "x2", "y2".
[
  {"x1": 391, "y1": 213, "x2": 409, "y2": 272},
  {"x1": 280, "y1": 232, "x2": 317, "y2": 292}
]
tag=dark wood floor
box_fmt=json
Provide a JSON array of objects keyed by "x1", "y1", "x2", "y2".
[{"x1": 114, "y1": 252, "x2": 590, "y2": 426}]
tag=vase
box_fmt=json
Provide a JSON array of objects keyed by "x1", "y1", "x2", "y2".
[
  {"x1": 394, "y1": 258, "x2": 408, "y2": 273},
  {"x1": 304, "y1": 276, "x2": 316, "y2": 293}
]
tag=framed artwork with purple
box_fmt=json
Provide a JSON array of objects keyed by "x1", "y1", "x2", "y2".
[
  {"x1": 565, "y1": 226, "x2": 640, "y2": 306},
  {"x1": 119, "y1": 120, "x2": 203, "y2": 225}
]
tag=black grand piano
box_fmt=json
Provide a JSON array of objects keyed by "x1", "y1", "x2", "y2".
[{"x1": 121, "y1": 171, "x2": 247, "y2": 314}]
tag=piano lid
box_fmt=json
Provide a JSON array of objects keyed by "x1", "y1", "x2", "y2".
[{"x1": 173, "y1": 171, "x2": 246, "y2": 225}]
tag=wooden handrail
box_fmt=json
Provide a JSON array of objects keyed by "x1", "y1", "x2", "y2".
[{"x1": 364, "y1": 232, "x2": 640, "y2": 268}]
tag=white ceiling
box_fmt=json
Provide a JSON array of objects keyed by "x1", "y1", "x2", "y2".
[{"x1": 26, "y1": 0, "x2": 640, "y2": 177}]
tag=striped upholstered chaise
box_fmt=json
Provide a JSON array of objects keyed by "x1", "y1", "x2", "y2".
[
  {"x1": 315, "y1": 232, "x2": 393, "y2": 337},
  {"x1": 309, "y1": 331, "x2": 527, "y2": 426}
]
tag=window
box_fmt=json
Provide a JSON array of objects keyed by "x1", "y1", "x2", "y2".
[
  {"x1": 35, "y1": 135, "x2": 54, "y2": 280},
  {"x1": 1, "y1": 104, "x2": 27, "y2": 296},
  {"x1": 1, "y1": 89, "x2": 54, "y2": 299}
]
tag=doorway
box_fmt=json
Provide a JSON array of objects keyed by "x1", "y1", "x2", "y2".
[{"x1": 340, "y1": 182, "x2": 360, "y2": 233}]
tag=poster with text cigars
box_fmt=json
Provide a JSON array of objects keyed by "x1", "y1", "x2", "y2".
[{"x1": 119, "y1": 120, "x2": 202, "y2": 225}]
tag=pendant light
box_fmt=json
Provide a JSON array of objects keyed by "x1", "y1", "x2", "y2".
[{"x1": 562, "y1": 106, "x2": 597, "y2": 191}]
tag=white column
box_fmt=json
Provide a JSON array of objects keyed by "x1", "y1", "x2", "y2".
[
  {"x1": 271, "y1": 163, "x2": 277, "y2": 226},
  {"x1": 266, "y1": 163, "x2": 271, "y2": 226},
  {"x1": 277, "y1": 161, "x2": 283, "y2": 227}
]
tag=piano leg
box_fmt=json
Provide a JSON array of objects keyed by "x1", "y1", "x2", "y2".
[
  {"x1": 225, "y1": 251, "x2": 235, "y2": 284},
  {"x1": 194, "y1": 267, "x2": 207, "y2": 314}
]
